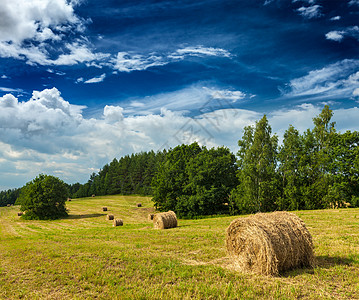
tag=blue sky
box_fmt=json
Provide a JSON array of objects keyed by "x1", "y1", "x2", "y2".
[{"x1": 1, "y1": 0, "x2": 359, "y2": 190}]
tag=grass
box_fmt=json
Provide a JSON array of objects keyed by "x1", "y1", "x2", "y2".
[{"x1": 0, "y1": 195, "x2": 358, "y2": 299}]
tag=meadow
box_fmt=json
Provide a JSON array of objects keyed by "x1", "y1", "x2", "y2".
[{"x1": 0, "y1": 195, "x2": 358, "y2": 299}]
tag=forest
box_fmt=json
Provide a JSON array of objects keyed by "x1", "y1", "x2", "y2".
[{"x1": 1, "y1": 105, "x2": 358, "y2": 217}]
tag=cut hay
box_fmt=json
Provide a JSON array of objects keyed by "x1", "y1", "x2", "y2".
[
  {"x1": 226, "y1": 211, "x2": 314, "y2": 276},
  {"x1": 113, "y1": 219, "x2": 123, "y2": 227},
  {"x1": 102, "y1": 207, "x2": 108, "y2": 212},
  {"x1": 137, "y1": 203, "x2": 142, "y2": 207},
  {"x1": 106, "y1": 214, "x2": 114, "y2": 220},
  {"x1": 153, "y1": 211, "x2": 177, "y2": 229},
  {"x1": 148, "y1": 213, "x2": 155, "y2": 221},
  {"x1": 17, "y1": 212, "x2": 23, "y2": 216}
]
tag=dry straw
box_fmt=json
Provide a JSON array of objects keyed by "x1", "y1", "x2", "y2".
[
  {"x1": 153, "y1": 211, "x2": 177, "y2": 229},
  {"x1": 148, "y1": 213, "x2": 154, "y2": 221},
  {"x1": 226, "y1": 211, "x2": 314, "y2": 276},
  {"x1": 113, "y1": 219, "x2": 123, "y2": 227},
  {"x1": 102, "y1": 207, "x2": 108, "y2": 212},
  {"x1": 106, "y1": 214, "x2": 114, "y2": 220}
]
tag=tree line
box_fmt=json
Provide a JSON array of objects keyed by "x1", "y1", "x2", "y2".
[{"x1": 1, "y1": 105, "x2": 358, "y2": 219}]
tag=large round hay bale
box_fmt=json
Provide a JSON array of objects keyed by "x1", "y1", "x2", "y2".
[
  {"x1": 102, "y1": 207, "x2": 108, "y2": 212},
  {"x1": 17, "y1": 212, "x2": 23, "y2": 216},
  {"x1": 148, "y1": 213, "x2": 154, "y2": 221},
  {"x1": 226, "y1": 211, "x2": 314, "y2": 276},
  {"x1": 153, "y1": 211, "x2": 177, "y2": 229},
  {"x1": 106, "y1": 214, "x2": 114, "y2": 220},
  {"x1": 113, "y1": 219, "x2": 123, "y2": 227}
]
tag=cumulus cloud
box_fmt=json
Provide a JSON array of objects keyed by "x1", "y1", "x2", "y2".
[
  {"x1": 348, "y1": 0, "x2": 359, "y2": 6},
  {"x1": 0, "y1": 0, "x2": 108, "y2": 66},
  {"x1": 330, "y1": 16, "x2": 341, "y2": 21},
  {"x1": 112, "y1": 46, "x2": 232, "y2": 72},
  {"x1": 325, "y1": 26, "x2": 359, "y2": 43},
  {"x1": 325, "y1": 31, "x2": 344, "y2": 42},
  {"x1": 282, "y1": 59, "x2": 359, "y2": 100},
  {"x1": 1, "y1": 87, "x2": 359, "y2": 190},
  {"x1": 296, "y1": 5, "x2": 322, "y2": 19},
  {"x1": 84, "y1": 73, "x2": 106, "y2": 84}
]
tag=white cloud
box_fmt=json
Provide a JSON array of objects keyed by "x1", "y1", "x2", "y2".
[
  {"x1": 296, "y1": 5, "x2": 322, "y2": 19},
  {"x1": 1, "y1": 87, "x2": 359, "y2": 190},
  {"x1": 0, "y1": 87, "x2": 23, "y2": 93},
  {"x1": 330, "y1": 16, "x2": 341, "y2": 21},
  {"x1": 76, "y1": 77, "x2": 84, "y2": 83},
  {"x1": 349, "y1": 0, "x2": 359, "y2": 6},
  {"x1": 112, "y1": 46, "x2": 232, "y2": 72},
  {"x1": 325, "y1": 31, "x2": 344, "y2": 42},
  {"x1": 84, "y1": 73, "x2": 106, "y2": 84},
  {"x1": 353, "y1": 88, "x2": 359, "y2": 97},
  {"x1": 282, "y1": 59, "x2": 359, "y2": 100},
  {"x1": 1, "y1": 75, "x2": 8, "y2": 79},
  {"x1": 325, "y1": 26, "x2": 359, "y2": 43},
  {"x1": 0, "y1": 0, "x2": 108, "y2": 67}
]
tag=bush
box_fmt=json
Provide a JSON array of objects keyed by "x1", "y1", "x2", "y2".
[{"x1": 17, "y1": 174, "x2": 68, "y2": 220}]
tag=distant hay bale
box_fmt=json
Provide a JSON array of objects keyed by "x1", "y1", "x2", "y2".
[
  {"x1": 102, "y1": 207, "x2": 108, "y2": 212},
  {"x1": 148, "y1": 213, "x2": 155, "y2": 221},
  {"x1": 92, "y1": 194, "x2": 95, "y2": 197},
  {"x1": 106, "y1": 214, "x2": 114, "y2": 220},
  {"x1": 226, "y1": 211, "x2": 314, "y2": 276},
  {"x1": 153, "y1": 211, "x2": 177, "y2": 229},
  {"x1": 7, "y1": 204, "x2": 11, "y2": 207},
  {"x1": 67, "y1": 198, "x2": 72, "y2": 201},
  {"x1": 17, "y1": 212, "x2": 23, "y2": 216},
  {"x1": 137, "y1": 203, "x2": 142, "y2": 207},
  {"x1": 113, "y1": 219, "x2": 123, "y2": 226}
]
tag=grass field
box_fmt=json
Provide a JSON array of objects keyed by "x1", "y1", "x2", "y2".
[{"x1": 0, "y1": 195, "x2": 358, "y2": 299}]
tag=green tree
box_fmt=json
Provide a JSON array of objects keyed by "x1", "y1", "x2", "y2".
[
  {"x1": 231, "y1": 115, "x2": 279, "y2": 214},
  {"x1": 16, "y1": 174, "x2": 68, "y2": 220}
]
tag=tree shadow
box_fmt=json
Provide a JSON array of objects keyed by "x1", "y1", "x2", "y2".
[
  {"x1": 281, "y1": 255, "x2": 355, "y2": 277},
  {"x1": 66, "y1": 213, "x2": 106, "y2": 219}
]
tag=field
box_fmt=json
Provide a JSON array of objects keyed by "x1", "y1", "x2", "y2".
[{"x1": 0, "y1": 195, "x2": 358, "y2": 299}]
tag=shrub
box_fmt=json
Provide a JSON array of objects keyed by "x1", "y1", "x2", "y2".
[{"x1": 17, "y1": 174, "x2": 68, "y2": 220}]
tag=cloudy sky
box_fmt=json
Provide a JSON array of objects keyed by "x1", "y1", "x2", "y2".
[{"x1": 1, "y1": 0, "x2": 359, "y2": 190}]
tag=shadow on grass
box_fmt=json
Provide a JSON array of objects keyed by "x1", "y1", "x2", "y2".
[
  {"x1": 66, "y1": 213, "x2": 106, "y2": 219},
  {"x1": 282, "y1": 255, "x2": 355, "y2": 277}
]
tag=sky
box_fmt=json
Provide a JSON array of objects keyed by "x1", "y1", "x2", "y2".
[{"x1": 1, "y1": 0, "x2": 359, "y2": 190}]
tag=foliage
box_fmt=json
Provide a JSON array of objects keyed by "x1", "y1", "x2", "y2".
[
  {"x1": 152, "y1": 143, "x2": 238, "y2": 217},
  {"x1": 0, "y1": 188, "x2": 21, "y2": 207},
  {"x1": 16, "y1": 174, "x2": 68, "y2": 220},
  {"x1": 231, "y1": 115, "x2": 279, "y2": 214}
]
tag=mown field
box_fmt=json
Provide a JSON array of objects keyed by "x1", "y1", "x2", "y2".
[{"x1": 0, "y1": 195, "x2": 358, "y2": 299}]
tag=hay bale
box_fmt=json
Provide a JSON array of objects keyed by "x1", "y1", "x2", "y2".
[
  {"x1": 67, "y1": 198, "x2": 72, "y2": 201},
  {"x1": 102, "y1": 207, "x2": 108, "y2": 212},
  {"x1": 7, "y1": 204, "x2": 11, "y2": 207},
  {"x1": 153, "y1": 211, "x2": 177, "y2": 229},
  {"x1": 148, "y1": 213, "x2": 154, "y2": 221},
  {"x1": 17, "y1": 212, "x2": 23, "y2": 216},
  {"x1": 137, "y1": 203, "x2": 142, "y2": 207},
  {"x1": 226, "y1": 211, "x2": 314, "y2": 276},
  {"x1": 106, "y1": 214, "x2": 114, "y2": 220},
  {"x1": 92, "y1": 194, "x2": 95, "y2": 197},
  {"x1": 113, "y1": 219, "x2": 123, "y2": 227}
]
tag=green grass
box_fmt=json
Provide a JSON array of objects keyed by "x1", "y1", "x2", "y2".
[{"x1": 0, "y1": 195, "x2": 358, "y2": 299}]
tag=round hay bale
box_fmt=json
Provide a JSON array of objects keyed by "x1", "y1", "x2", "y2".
[
  {"x1": 153, "y1": 211, "x2": 177, "y2": 229},
  {"x1": 102, "y1": 207, "x2": 108, "y2": 212},
  {"x1": 67, "y1": 198, "x2": 72, "y2": 201},
  {"x1": 113, "y1": 219, "x2": 123, "y2": 227},
  {"x1": 17, "y1": 212, "x2": 23, "y2": 216},
  {"x1": 106, "y1": 214, "x2": 114, "y2": 220},
  {"x1": 137, "y1": 203, "x2": 142, "y2": 207},
  {"x1": 226, "y1": 211, "x2": 314, "y2": 276},
  {"x1": 148, "y1": 213, "x2": 154, "y2": 221}
]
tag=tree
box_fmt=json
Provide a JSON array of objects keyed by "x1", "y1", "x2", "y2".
[
  {"x1": 231, "y1": 115, "x2": 279, "y2": 214},
  {"x1": 16, "y1": 174, "x2": 68, "y2": 220}
]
